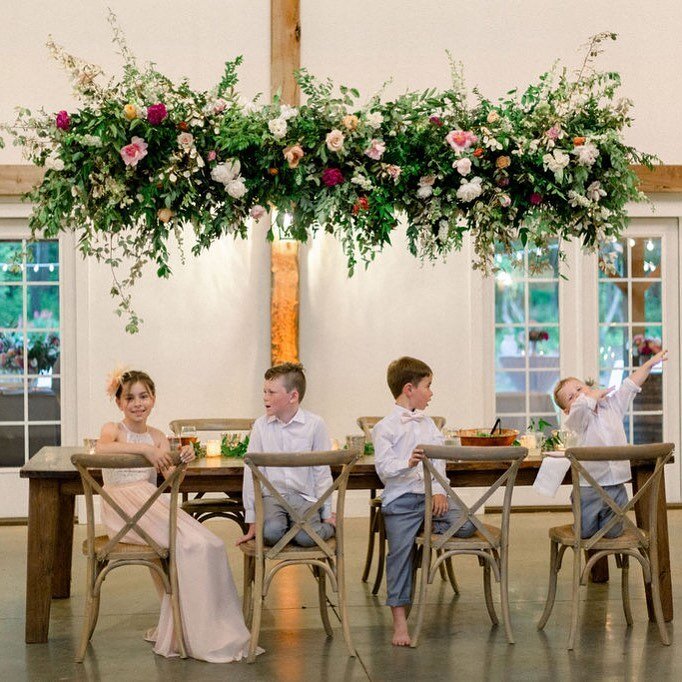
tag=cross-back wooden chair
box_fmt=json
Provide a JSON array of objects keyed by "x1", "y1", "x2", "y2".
[
  {"x1": 169, "y1": 418, "x2": 255, "y2": 529},
  {"x1": 411, "y1": 445, "x2": 527, "y2": 647},
  {"x1": 70, "y1": 452, "x2": 187, "y2": 663},
  {"x1": 537, "y1": 443, "x2": 674, "y2": 649},
  {"x1": 238, "y1": 449, "x2": 360, "y2": 663},
  {"x1": 356, "y1": 415, "x2": 457, "y2": 596}
]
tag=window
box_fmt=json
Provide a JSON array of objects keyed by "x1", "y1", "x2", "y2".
[
  {"x1": 493, "y1": 241, "x2": 560, "y2": 435},
  {"x1": 598, "y1": 236, "x2": 663, "y2": 443},
  {"x1": 0, "y1": 239, "x2": 61, "y2": 467}
]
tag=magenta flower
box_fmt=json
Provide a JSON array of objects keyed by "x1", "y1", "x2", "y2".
[
  {"x1": 120, "y1": 136, "x2": 148, "y2": 167},
  {"x1": 322, "y1": 168, "x2": 345, "y2": 187},
  {"x1": 55, "y1": 110, "x2": 70, "y2": 131},
  {"x1": 530, "y1": 192, "x2": 543, "y2": 205},
  {"x1": 429, "y1": 115, "x2": 444, "y2": 127},
  {"x1": 146, "y1": 103, "x2": 168, "y2": 125}
]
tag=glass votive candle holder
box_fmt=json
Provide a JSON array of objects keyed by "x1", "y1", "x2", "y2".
[
  {"x1": 205, "y1": 439, "x2": 221, "y2": 457},
  {"x1": 83, "y1": 438, "x2": 98, "y2": 455}
]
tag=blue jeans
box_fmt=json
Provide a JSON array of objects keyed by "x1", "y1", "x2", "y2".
[
  {"x1": 382, "y1": 493, "x2": 476, "y2": 607},
  {"x1": 576, "y1": 483, "x2": 628, "y2": 539}
]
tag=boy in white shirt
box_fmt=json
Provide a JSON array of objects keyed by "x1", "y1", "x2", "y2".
[
  {"x1": 236, "y1": 363, "x2": 335, "y2": 548},
  {"x1": 372, "y1": 356, "x2": 475, "y2": 647},
  {"x1": 553, "y1": 348, "x2": 667, "y2": 538}
]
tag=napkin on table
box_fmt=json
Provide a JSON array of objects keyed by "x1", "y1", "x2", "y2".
[{"x1": 532, "y1": 455, "x2": 571, "y2": 497}]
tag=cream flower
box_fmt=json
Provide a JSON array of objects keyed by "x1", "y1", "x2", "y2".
[
  {"x1": 364, "y1": 139, "x2": 386, "y2": 160},
  {"x1": 456, "y1": 177, "x2": 483, "y2": 202},
  {"x1": 325, "y1": 129, "x2": 345, "y2": 153},
  {"x1": 574, "y1": 142, "x2": 599, "y2": 167},
  {"x1": 453, "y1": 157, "x2": 472, "y2": 176},
  {"x1": 542, "y1": 149, "x2": 570, "y2": 178},
  {"x1": 268, "y1": 117, "x2": 288, "y2": 139},
  {"x1": 365, "y1": 111, "x2": 384, "y2": 129},
  {"x1": 283, "y1": 144, "x2": 304, "y2": 168},
  {"x1": 341, "y1": 114, "x2": 359, "y2": 131},
  {"x1": 226, "y1": 179, "x2": 247, "y2": 199},
  {"x1": 586, "y1": 181, "x2": 606, "y2": 202},
  {"x1": 177, "y1": 132, "x2": 194, "y2": 149}
]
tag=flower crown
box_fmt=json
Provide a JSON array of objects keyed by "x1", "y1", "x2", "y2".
[{"x1": 105, "y1": 364, "x2": 131, "y2": 399}]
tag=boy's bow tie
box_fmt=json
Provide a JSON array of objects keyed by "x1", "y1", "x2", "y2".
[{"x1": 401, "y1": 410, "x2": 426, "y2": 423}]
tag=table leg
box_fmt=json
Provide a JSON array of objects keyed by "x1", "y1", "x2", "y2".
[
  {"x1": 633, "y1": 465, "x2": 673, "y2": 622},
  {"x1": 51, "y1": 492, "x2": 75, "y2": 598},
  {"x1": 25, "y1": 479, "x2": 60, "y2": 643}
]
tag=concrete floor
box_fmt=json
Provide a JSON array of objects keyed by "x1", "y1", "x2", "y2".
[{"x1": 1, "y1": 511, "x2": 680, "y2": 681}]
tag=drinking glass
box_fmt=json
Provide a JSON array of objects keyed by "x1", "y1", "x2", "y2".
[
  {"x1": 168, "y1": 435, "x2": 182, "y2": 452},
  {"x1": 83, "y1": 438, "x2": 98, "y2": 455},
  {"x1": 180, "y1": 425, "x2": 198, "y2": 446}
]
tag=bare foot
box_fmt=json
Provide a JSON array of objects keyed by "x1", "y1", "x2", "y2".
[{"x1": 391, "y1": 605, "x2": 411, "y2": 646}]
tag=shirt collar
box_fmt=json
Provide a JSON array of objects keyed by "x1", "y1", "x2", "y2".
[{"x1": 267, "y1": 407, "x2": 306, "y2": 426}]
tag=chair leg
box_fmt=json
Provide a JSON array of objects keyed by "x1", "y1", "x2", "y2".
[
  {"x1": 168, "y1": 562, "x2": 187, "y2": 659},
  {"x1": 410, "y1": 546, "x2": 430, "y2": 648},
  {"x1": 243, "y1": 555, "x2": 254, "y2": 628},
  {"x1": 649, "y1": 548, "x2": 671, "y2": 646},
  {"x1": 362, "y1": 501, "x2": 377, "y2": 583},
  {"x1": 483, "y1": 557, "x2": 499, "y2": 626},
  {"x1": 248, "y1": 558, "x2": 265, "y2": 663},
  {"x1": 75, "y1": 589, "x2": 96, "y2": 663},
  {"x1": 437, "y1": 550, "x2": 448, "y2": 582},
  {"x1": 444, "y1": 556, "x2": 459, "y2": 595},
  {"x1": 538, "y1": 540, "x2": 559, "y2": 631},
  {"x1": 567, "y1": 547, "x2": 581, "y2": 650},
  {"x1": 371, "y1": 510, "x2": 386, "y2": 595},
  {"x1": 316, "y1": 566, "x2": 333, "y2": 637},
  {"x1": 620, "y1": 554, "x2": 633, "y2": 627},
  {"x1": 499, "y1": 546, "x2": 514, "y2": 644},
  {"x1": 337, "y1": 555, "x2": 357, "y2": 657}
]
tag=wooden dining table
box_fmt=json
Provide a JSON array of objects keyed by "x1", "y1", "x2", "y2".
[{"x1": 20, "y1": 446, "x2": 673, "y2": 643}]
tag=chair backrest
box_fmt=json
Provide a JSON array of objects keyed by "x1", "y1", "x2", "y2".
[
  {"x1": 70, "y1": 452, "x2": 186, "y2": 562},
  {"x1": 244, "y1": 449, "x2": 361, "y2": 560},
  {"x1": 169, "y1": 418, "x2": 255, "y2": 435},
  {"x1": 565, "y1": 443, "x2": 674, "y2": 549},
  {"x1": 419, "y1": 445, "x2": 527, "y2": 550},
  {"x1": 357, "y1": 415, "x2": 446, "y2": 440}
]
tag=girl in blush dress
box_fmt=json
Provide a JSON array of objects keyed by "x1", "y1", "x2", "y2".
[{"x1": 96, "y1": 368, "x2": 259, "y2": 662}]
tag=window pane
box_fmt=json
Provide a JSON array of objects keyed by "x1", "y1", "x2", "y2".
[
  {"x1": 630, "y1": 238, "x2": 661, "y2": 278},
  {"x1": 496, "y1": 328, "x2": 524, "y2": 369},
  {"x1": 26, "y1": 241, "x2": 59, "y2": 283},
  {"x1": 495, "y1": 278, "x2": 524, "y2": 324},
  {"x1": 599, "y1": 239, "x2": 627, "y2": 278},
  {"x1": 599, "y1": 282, "x2": 627, "y2": 324},
  {"x1": 528, "y1": 371, "x2": 560, "y2": 404},
  {"x1": 0, "y1": 242, "x2": 23, "y2": 282},
  {"x1": 529, "y1": 283, "x2": 559, "y2": 324},
  {"x1": 528, "y1": 241, "x2": 559, "y2": 279},
  {"x1": 29, "y1": 424, "x2": 61, "y2": 458},
  {"x1": 0, "y1": 286, "x2": 22, "y2": 327},
  {"x1": 599, "y1": 369, "x2": 627, "y2": 391},
  {"x1": 0, "y1": 333, "x2": 25, "y2": 374},
  {"x1": 0, "y1": 377, "x2": 24, "y2": 420},
  {"x1": 0, "y1": 425, "x2": 25, "y2": 467},
  {"x1": 28, "y1": 377, "x2": 61, "y2": 421},
  {"x1": 27, "y1": 286, "x2": 60, "y2": 329},
  {"x1": 528, "y1": 327, "x2": 559, "y2": 361},
  {"x1": 633, "y1": 415, "x2": 662, "y2": 444},
  {"x1": 633, "y1": 372, "x2": 662, "y2": 412},
  {"x1": 599, "y1": 326, "x2": 627, "y2": 368},
  {"x1": 631, "y1": 281, "x2": 661, "y2": 323},
  {"x1": 26, "y1": 332, "x2": 60, "y2": 375},
  {"x1": 632, "y1": 325, "x2": 662, "y2": 366},
  {"x1": 496, "y1": 371, "x2": 526, "y2": 413},
  {"x1": 494, "y1": 415, "x2": 527, "y2": 434}
]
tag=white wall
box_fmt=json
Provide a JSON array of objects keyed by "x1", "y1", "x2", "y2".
[{"x1": 1, "y1": 2, "x2": 681, "y2": 514}]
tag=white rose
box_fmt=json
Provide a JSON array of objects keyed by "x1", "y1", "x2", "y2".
[
  {"x1": 365, "y1": 111, "x2": 384, "y2": 129},
  {"x1": 177, "y1": 132, "x2": 194, "y2": 149},
  {"x1": 211, "y1": 164, "x2": 231, "y2": 185},
  {"x1": 268, "y1": 117, "x2": 288, "y2": 139},
  {"x1": 453, "y1": 157, "x2": 472, "y2": 176},
  {"x1": 574, "y1": 142, "x2": 599, "y2": 167},
  {"x1": 586, "y1": 181, "x2": 606, "y2": 202},
  {"x1": 325, "y1": 129, "x2": 345, "y2": 153},
  {"x1": 238, "y1": 97, "x2": 259, "y2": 115},
  {"x1": 45, "y1": 154, "x2": 64, "y2": 171},
  {"x1": 417, "y1": 185, "x2": 433, "y2": 199},
  {"x1": 456, "y1": 177, "x2": 483, "y2": 202},
  {"x1": 279, "y1": 104, "x2": 299, "y2": 120},
  {"x1": 226, "y1": 178, "x2": 247, "y2": 199},
  {"x1": 542, "y1": 149, "x2": 570, "y2": 177}
]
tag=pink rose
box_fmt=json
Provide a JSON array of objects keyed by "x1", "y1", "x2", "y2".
[
  {"x1": 364, "y1": 139, "x2": 386, "y2": 161},
  {"x1": 325, "y1": 129, "x2": 345, "y2": 153},
  {"x1": 177, "y1": 132, "x2": 194, "y2": 149},
  {"x1": 454, "y1": 157, "x2": 472, "y2": 176},
  {"x1": 445, "y1": 129, "x2": 478, "y2": 152},
  {"x1": 120, "y1": 136, "x2": 148, "y2": 167},
  {"x1": 499, "y1": 194, "x2": 511, "y2": 207},
  {"x1": 322, "y1": 168, "x2": 345, "y2": 187},
  {"x1": 283, "y1": 144, "x2": 305, "y2": 168},
  {"x1": 207, "y1": 150, "x2": 217, "y2": 161},
  {"x1": 385, "y1": 164, "x2": 402, "y2": 181},
  {"x1": 530, "y1": 192, "x2": 543, "y2": 205},
  {"x1": 545, "y1": 125, "x2": 561, "y2": 140},
  {"x1": 56, "y1": 110, "x2": 70, "y2": 131},
  {"x1": 250, "y1": 205, "x2": 267, "y2": 220},
  {"x1": 146, "y1": 103, "x2": 168, "y2": 125}
]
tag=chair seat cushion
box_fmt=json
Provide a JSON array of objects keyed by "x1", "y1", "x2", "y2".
[
  {"x1": 83, "y1": 535, "x2": 168, "y2": 560},
  {"x1": 549, "y1": 523, "x2": 646, "y2": 549},
  {"x1": 416, "y1": 522, "x2": 501, "y2": 550},
  {"x1": 238, "y1": 536, "x2": 337, "y2": 559}
]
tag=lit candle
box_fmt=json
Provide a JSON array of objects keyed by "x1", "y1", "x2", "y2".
[{"x1": 206, "y1": 439, "x2": 221, "y2": 457}]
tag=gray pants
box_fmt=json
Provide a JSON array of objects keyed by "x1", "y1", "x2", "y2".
[
  {"x1": 577, "y1": 483, "x2": 628, "y2": 539},
  {"x1": 382, "y1": 492, "x2": 476, "y2": 607},
  {"x1": 262, "y1": 492, "x2": 335, "y2": 547}
]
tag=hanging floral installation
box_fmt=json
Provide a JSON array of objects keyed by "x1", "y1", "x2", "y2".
[{"x1": 0, "y1": 14, "x2": 656, "y2": 332}]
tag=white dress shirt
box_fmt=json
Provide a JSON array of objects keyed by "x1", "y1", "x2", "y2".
[
  {"x1": 564, "y1": 378, "x2": 641, "y2": 486},
  {"x1": 372, "y1": 404, "x2": 448, "y2": 508},
  {"x1": 242, "y1": 408, "x2": 332, "y2": 523}
]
